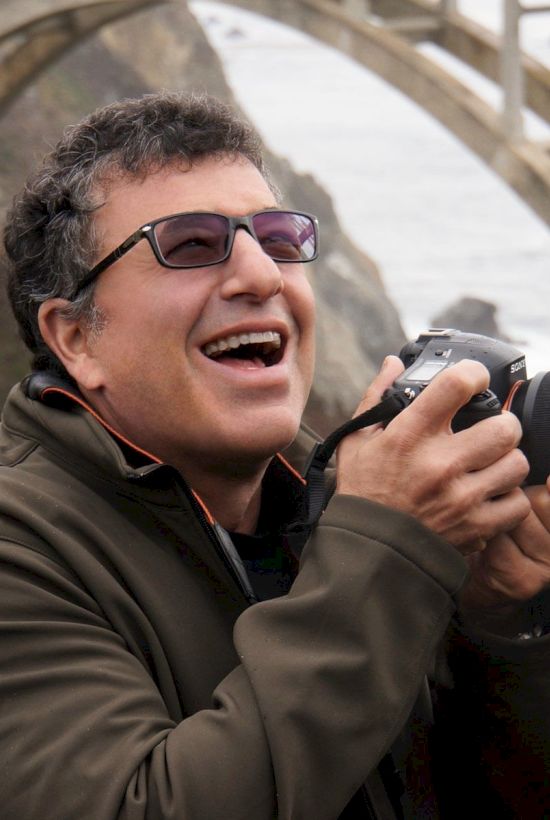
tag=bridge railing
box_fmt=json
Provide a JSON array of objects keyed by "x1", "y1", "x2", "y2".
[
  {"x1": 502, "y1": 0, "x2": 550, "y2": 140},
  {"x1": 339, "y1": 0, "x2": 550, "y2": 142}
]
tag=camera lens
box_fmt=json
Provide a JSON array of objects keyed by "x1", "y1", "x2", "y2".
[{"x1": 508, "y1": 372, "x2": 550, "y2": 486}]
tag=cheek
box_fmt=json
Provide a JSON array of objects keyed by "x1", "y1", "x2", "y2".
[
  {"x1": 96, "y1": 283, "x2": 197, "y2": 357},
  {"x1": 90, "y1": 310, "x2": 173, "y2": 391},
  {"x1": 292, "y1": 276, "x2": 316, "y2": 359}
]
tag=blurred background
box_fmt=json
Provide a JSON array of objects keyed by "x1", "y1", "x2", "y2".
[{"x1": 1, "y1": 0, "x2": 549, "y2": 433}]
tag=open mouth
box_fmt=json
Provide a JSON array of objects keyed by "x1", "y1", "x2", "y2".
[{"x1": 203, "y1": 331, "x2": 284, "y2": 368}]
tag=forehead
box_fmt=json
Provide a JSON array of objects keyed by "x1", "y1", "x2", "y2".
[{"x1": 94, "y1": 156, "x2": 278, "y2": 247}]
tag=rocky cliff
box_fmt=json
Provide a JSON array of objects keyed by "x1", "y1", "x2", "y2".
[{"x1": 0, "y1": 2, "x2": 406, "y2": 432}]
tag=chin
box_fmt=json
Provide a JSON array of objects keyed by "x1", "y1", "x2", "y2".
[{"x1": 226, "y1": 411, "x2": 302, "y2": 463}]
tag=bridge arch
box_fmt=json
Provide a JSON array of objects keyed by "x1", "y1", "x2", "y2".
[
  {"x1": 206, "y1": 0, "x2": 550, "y2": 227},
  {"x1": 1, "y1": 0, "x2": 549, "y2": 226},
  {"x1": 0, "y1": 0, "x2": 169, "y2": 116}
]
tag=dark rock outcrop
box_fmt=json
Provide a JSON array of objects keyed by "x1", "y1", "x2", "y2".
[{"x1": 430, "y1": 296, "x2": 509, "y2": 342}]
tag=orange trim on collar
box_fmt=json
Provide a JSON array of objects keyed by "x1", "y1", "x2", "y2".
[
  {"x1": 41, "y1": 387, "x2": 163, "y2": 464},
  {"x1": 40, "y1": 386, "x2": 301, "y2": 524},
  {"x1": 41, "y1": 386, "x2": 218, "y2": 525},
  {"x1": 275, "y1": 452, "x2": 307, "y2": 485},
  {"x1": 190, "y1": 490, "x2": 216, "y2": 526}
]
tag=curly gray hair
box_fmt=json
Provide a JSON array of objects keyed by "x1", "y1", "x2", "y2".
[{"x1": 4, "y1": 91, "x2": 272, "y2": 378}]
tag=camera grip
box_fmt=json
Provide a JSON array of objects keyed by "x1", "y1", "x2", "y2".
[{"x1": 451, "y1": 389, "x2": 502, "y2": 433}]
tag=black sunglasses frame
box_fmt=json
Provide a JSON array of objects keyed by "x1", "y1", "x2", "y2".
[{"x1": 76, "y1": 209, "x2": 319, "y2": 296}]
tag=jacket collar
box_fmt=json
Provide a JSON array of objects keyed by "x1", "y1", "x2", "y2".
[
  {"x1": 3, "y1": 372, "x2": 310, "y2": 528},
  {"x1": 23, "y1": 371, "x2": 164, "y2": 469}
]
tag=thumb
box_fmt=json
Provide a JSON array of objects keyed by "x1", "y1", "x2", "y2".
[{"x1": 353, "y1": 355, "x2": 404, "y2": 417}]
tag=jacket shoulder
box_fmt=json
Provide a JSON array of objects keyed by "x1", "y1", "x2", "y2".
[{"x1": 283, "y1": 421, "x2": 324, "y2": 476}]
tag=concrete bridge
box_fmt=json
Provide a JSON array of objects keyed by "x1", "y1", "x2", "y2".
[
  {"x1": 0, "y1": 0, "x2": 170, "y2": 114},
  {"x1": 2, "y1": 0, "x2": 550, "y2": 227}
]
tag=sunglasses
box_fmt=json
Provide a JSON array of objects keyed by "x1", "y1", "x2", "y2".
[{"x1": 77, "y1": 209, "x2": 319, "y2": 294}]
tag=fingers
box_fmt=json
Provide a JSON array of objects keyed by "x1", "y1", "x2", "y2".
[
  {"x1": 338, "y1": 357, "x2": 530, "y2": 550},
  {"x1": 461, "y1": 505, "x2": 550, "y2": 608},
  {"x1": 441, "y1": 452, "x2": 530, "y2": 550},
  {"x1": 353, "y1": 356, "x2": 404, "y2": 417},
  {"x1": 452, "y1": 413, "x2": 526, "y2": 475},
  {"x1": 476, "y1": 487, "x2": 531, "y2": 540},
  {"x1": 459, "y1": 537, "x2": 487, "y2": 557},
  {"x1": 436, "y1": 486, "x2": 530, "y2": 551},
  {"x1": 507, "y1": 506, "x2": 550, "y2": 564},
  {"x1": 525, "y1": 482, "x2": 550, "y2": 530},
  {"x1": 398, "y1": 359, "x2": 491, "y2": 435}
]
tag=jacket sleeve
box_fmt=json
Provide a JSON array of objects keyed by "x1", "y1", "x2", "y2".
[
  {"x1": 0, "y1": 494, "x2": 466, "y2": 820},
  {"x1": 431, "y1": 598, "x2": 550, "y2": 817}
]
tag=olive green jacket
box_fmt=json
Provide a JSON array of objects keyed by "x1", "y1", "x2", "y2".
[{"x1": 0, "y1": 378, "x2": 548, "y2": 818}]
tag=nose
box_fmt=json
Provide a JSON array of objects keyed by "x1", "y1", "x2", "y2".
[{"x1": 218, "y1": 227, "x2": 284, "y2": 303}]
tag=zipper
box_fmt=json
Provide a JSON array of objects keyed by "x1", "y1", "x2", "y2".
[
  {"x1": 177, "y1": 481, "x2": 258, "y2": 605},
  {"x1": 358, "y1": 785, "x2": 378, "y2": 820},
  {"x1": 213, "y1": 522, "x2": 258, "y2": 604}
]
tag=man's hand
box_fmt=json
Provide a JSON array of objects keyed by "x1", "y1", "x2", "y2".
[
  {"x1": 336, "y1": 356, "x2": 530, "y2": 554},
  {"x1": 461, "y1": 477, "x2": 550, "y2": 612}
]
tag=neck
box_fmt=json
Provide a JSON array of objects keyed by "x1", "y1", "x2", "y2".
[
  {"x1": 76, "y1": 387, "x2": 271, "y2": 533},
  {"x1": 180, "y1": 460, "x2": 270, "y2": 535}
]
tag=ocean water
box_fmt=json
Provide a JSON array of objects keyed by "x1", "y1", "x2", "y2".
[{"x1": 190, "y1": 0, "x2": 550, "y2": 376}]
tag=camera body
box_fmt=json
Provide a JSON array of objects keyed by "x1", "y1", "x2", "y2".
[
  {"x1": 386, "y1": 328, "x2": 525, "y2": 429},
  {"x1": 384, "y1": 328, "x2": 549, "y2": 485}
]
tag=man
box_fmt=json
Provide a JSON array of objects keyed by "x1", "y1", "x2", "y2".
[{"x1": 1, "y1": 91, "x2": 549, "y2": 819}]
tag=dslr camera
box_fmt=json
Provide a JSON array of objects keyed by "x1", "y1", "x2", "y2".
[{"x1": 384, "y1": 329, "x2": 549, "y2": 486}]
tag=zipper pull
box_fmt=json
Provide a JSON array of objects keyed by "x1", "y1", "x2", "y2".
[{"x1": 214, "y1": 523, "x2": 258, "y2": 605}]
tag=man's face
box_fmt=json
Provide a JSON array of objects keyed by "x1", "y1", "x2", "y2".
[{"x1": 79, "y1": 156, "x2": 316, "y2": 475}]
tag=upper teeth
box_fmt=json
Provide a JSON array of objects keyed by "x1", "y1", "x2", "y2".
[{"x1": 204, "y1": 331, "x2": 282, "y2": 357}]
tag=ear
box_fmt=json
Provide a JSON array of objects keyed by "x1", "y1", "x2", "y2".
[{"x1": 38, "y1": 298, "x2": 105, "y2": 390}]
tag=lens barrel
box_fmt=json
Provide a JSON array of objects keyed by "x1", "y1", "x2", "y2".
[{"x1": 509, "y1": 372, "x2": 550, "y2": 486}]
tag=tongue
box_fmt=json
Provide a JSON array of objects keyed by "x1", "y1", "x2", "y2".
[{"x1": 215, "y1": 354, "x2": 266, "y2": 369}]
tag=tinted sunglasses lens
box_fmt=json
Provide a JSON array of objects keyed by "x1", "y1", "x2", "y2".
[
  {"x1": 154, "y1": 213, "x2": 230, "y2": 267},
  {"x1": 252, "y1": 211, "x2": 317, "y2": 261}
]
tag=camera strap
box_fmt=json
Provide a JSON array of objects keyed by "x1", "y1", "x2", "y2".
[{"x1": 297, "y1": 391, "x2": 410, "y2": 531}]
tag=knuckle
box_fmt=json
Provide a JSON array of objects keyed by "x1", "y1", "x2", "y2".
[
  {"x1": 438, "y1": 480, "x2": 472, "y2": 521},
  {"x1": 502, "y1": 410, "x2": 523, "y2": 443},
  {"x1": 448, "y1": 360, "x2": 488, "y2": 389},
  {"x1": 482, "y1": 490, "x2": 530, "y2": 540},
  {"x1": 488, "y1": 413, "x2": 521, "y2": 451},
  {"x1": 384, "y1": 423, "x2": 419, "y2": 456},
  {"x1": 438, "y1": 366, "x2": 469, "y2": 395},
  {"x1": 514, "y1": 487, "x2": 532, "y2": 518},
  {"x1": 453, "y1": 489, "x2": 472, "y2": 520},
  {"x1": 509, "y1": 448, "x2": 530, "y2": 482},
  {"x1": 433, "y1": 457, "x2": 459, "y2": 486},
  {"x1": 458, "y1": 485, "x2": 479, "y2": 518},
  {"x1": 513, "y1": 581, "x2": 538, "y2": 602}
]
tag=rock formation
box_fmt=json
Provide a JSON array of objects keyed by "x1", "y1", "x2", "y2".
[{"x1": 430, "y1": 296, "x2": 510, "y2": 342}]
